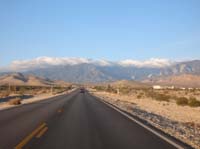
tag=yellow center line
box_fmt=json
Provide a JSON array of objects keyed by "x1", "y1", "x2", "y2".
[
  {"x1": 15, "y1": 123, "x2": 46, "y2": 149},
  {"x1": 35, "y1": 127, "x2": 48, "y2": 138}
]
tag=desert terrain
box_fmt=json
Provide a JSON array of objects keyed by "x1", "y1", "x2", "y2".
[
  {"x1": 0, "y1": 73, "x2": 74, "y2": 109},
  {"x1": 89, "y1": 80, "x2": 200, "y2": 148}
]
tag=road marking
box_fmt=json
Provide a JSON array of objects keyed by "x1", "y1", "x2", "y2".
[
  {"x1": 35, "y1": 127, "x2": 48, "y2": 138},
  {"x1": 15, "y1": 123, "x2": 46, "y2": 149},
  {"x1": 99, "y1": 99, "x2": 184, "y2": 149}
]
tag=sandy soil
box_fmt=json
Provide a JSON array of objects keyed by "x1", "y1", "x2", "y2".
[
  {"x1": 0, "y1": 89, "x2": 76, "y2": 111},
  {"x1": 90, "y1": 89, "x2": 200, "y2": 149},
  {"x1": 92, "y1": 91, "x2": 200, "y2": 123}
]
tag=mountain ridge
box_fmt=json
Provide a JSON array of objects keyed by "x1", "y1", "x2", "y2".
[
  {"x1": 0, "y1": 72, "x2": 70, "y2": 87},
  {"x1": 0, "y1": 60, "x2": 200, "y2": 86}
]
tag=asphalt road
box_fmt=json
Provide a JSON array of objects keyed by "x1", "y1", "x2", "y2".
[{"x1": 0, "y1": 90, "x2": 186, "y2": 149}]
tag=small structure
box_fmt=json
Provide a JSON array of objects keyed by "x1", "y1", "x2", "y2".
[
  {"x1": 153, "y1": 85, "x2": 175, "y2": 90},
  {"x1": 167, "y1": 86, "x2": 175, "y2": 89},
  {"x1": 153, "y1": 85, "x2": 162, "y2": 90}
]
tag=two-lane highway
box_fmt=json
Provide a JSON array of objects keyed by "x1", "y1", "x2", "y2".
[
  {"x1": 0, "y1": 90, "x2": 79, "y2": 149},
  {"x1": 0, "y1": 90, "x2": 187, "y2": 149}
]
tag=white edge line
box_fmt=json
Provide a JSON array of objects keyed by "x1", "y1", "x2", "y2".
[{"x1": 99, "y1": 99, "x2": 184, "y2": 149}]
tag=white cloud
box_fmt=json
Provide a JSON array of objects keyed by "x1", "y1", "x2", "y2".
[
  {"x1": 118, "y1": 58, "x2": 172, "y2": 68},
  {"x1": 7, "y1": 57, "x2": 92, "y2": 71},
  {"x1": 0, "y1": 57, "x2": 173, "y2": 72}
]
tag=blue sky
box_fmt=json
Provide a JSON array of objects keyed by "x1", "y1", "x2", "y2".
[{"x1": 0, "y1": 0, "x2": 200, "y2": 66}]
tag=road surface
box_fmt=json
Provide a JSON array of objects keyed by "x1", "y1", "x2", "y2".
[{"x1": 0, "y1": 90, "x2": 188, "y2": 149}]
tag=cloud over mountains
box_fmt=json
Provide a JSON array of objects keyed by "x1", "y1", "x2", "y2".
[
  {"x1": 1, "y1": 57, "x2": 173, "y2": 71},
  {"x1": 0, "y1": 57, "x2": 199, "y2": 83}
]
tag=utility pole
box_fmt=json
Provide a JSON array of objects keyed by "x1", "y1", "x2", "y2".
[
  {"x1": 51, "y1": 85, "x2": 53, "y2": 95},
  {"x1": 8, "y1": 83, "x2": 11, "y2": 93},
  {"x1": 117, "y1": 88, "x2": 120, "y2": 95}
]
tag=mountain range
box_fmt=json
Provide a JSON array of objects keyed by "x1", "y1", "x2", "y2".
[{"x1": 1, "y1": 57, "x2": 200, "y2": 87}]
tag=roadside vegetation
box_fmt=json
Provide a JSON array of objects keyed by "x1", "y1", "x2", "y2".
[
  {"x1": 92, "y1": 85, "x2": 200, "y2": 149},
  {"x1": 93, "y1": 85, "x2": 200, "y2": 107},
  {"x1": 8, "y1": 98, "x2": 22, "y2": 105},
  {"x1": 0, "y1": 85, "x2": 73, "y2": 103}
]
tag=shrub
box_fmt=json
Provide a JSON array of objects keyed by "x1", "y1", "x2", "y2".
[
  {"x1": 176, "y1": 97, "x2": 188, "y2": 106},
  {"x1": 106, "y1": 85, "x2": 117, "y2": 94},
  {"x1": 94, "y1": 86, "x2": 106, "y2": 91},
  {"x1": 144, "y1": 90, "x2": 170, "y2": 102},
  {"x1": 154, "y1": 94, "x2": 170, "y2": 102},
  {"x1": 188, "y1": 97, "x2": 200, "y2": 107},
  {"x1": 41, "y1": 90, "x2": 48, "y2": 93},
  {"x1": 19, "y1": 86, "x2": 26, "y2": 95},
  {"x1": 144, "y1": 89, "x2": 155, "y2": 98},
  {"x1": 137, "y1": 94, "x2": 142, "y2": 99},
  {"x1": 1, "y1": 91, "x2": 10, "y2": 98},
  {"x1": 119, "y1": 87, "x2": 132, "y2": 94},
  {"x1": 137, "y1": 92, "x2": 144, "y2": 99},
  {"x1": 9, "y1": 98, "x2": 22, "y2": 105},
  {"x1": 163, "y1": 90, "x2": 169, "y2": 94}
]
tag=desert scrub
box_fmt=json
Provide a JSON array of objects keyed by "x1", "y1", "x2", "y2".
[
  {"x1": 137, "y1": 92, "x2": 144, "y2": 99},
  {"x1": 18, "y1": 86, "x2": 26, "y2": 95},
  {"x1": 163, "y1": 90, "x2": 169, "y2": 94},
  {"x1": 145, "y1": 90, "x2": 170, "y2": 102},
  {"x1": 176, "y1": 97, "x2": 188, "y2": 106},
  {"x1": 94, "y1": 86, "x2": 107, "y2": 91},
  {"x1": 154, "y1": 94, "x2": 170, "y2": 102},
  {"x1": 188, "y1": 97, "x2": 200, "y2": 107},
  {"x1": 106, "y1": 85, "x2": 117, "y2": 94},
  {"x1": 0, "y1": 91, "x2": 10, "y2": 98},
  {"x1": 118, "y1": 87, "x2": 132, "y2": 94},
  {"x1": 9, "y1": 98, "x2": 22, "y2": 105},
  {"x1": 137, "y1": 94, "x2": 142, "y2": 99}
]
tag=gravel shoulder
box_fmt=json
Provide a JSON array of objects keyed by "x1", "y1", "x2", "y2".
[{"x1": 90, "y1": 90, "x2": 200, "y2": 149}]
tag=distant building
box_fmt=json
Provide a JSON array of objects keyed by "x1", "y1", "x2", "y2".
[
  {"x1": 167, "y1": 86, "x2": 175, "y2": 89},
  {"x1": 153, "y1": 85, "x2": 162, "y2": 89},
  {"x1": 153, "y1": 85, "x2": 175, "y2": 90}
]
